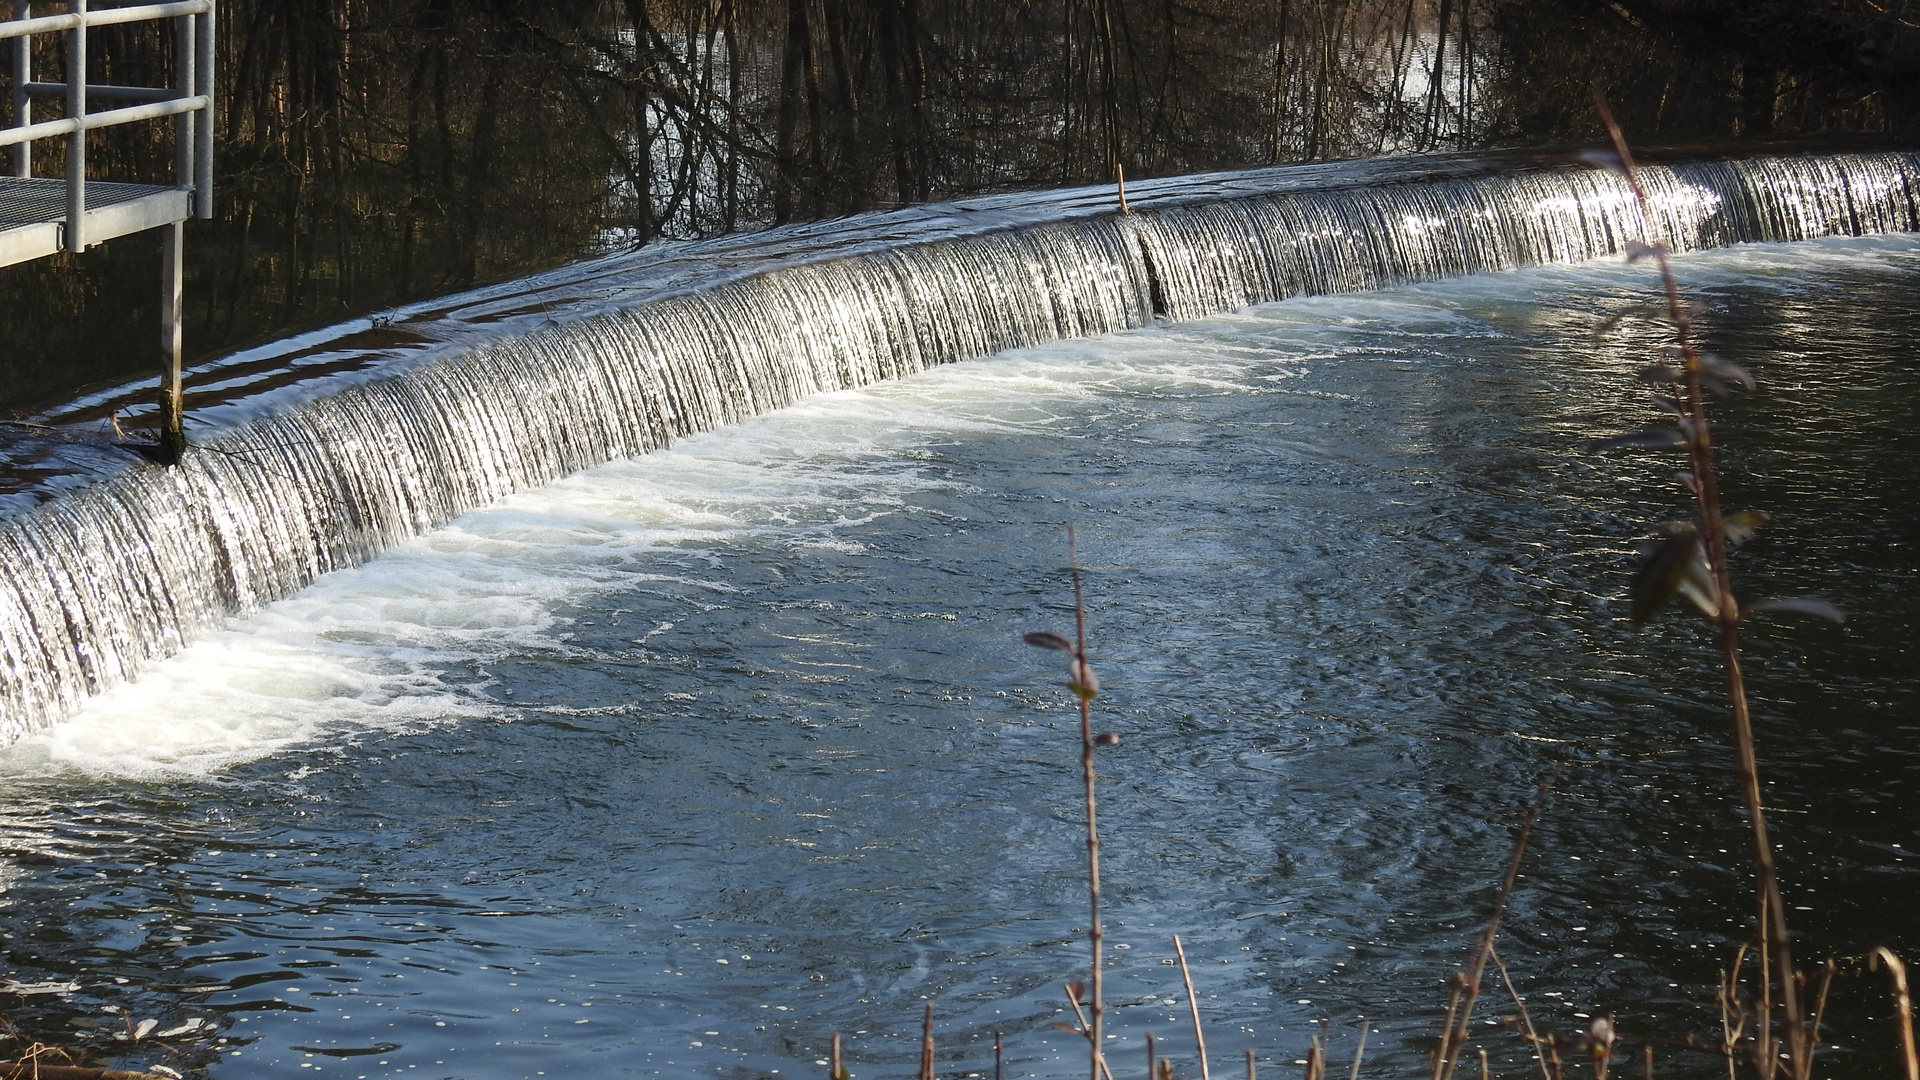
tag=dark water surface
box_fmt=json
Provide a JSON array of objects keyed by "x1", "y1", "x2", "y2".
[{"x1": 1, "y1": 236, "x2": 1916, "y2": 1078}]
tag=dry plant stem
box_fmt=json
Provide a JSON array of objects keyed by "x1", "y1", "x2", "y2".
[
  {"x1": 1174, "y1": 934, "x2": 1213, "y2": 1080},
  {"x1": 996, "y1": 1030, "x2": 1005, "y2": 1080},
  {"x1": 0, "y1": 1067, "x2": 179, "y2": 1080},
  {"x1": 1594, "y1": 95, "x2": 1806, "y2": 1080},
  {"x1": 920, "y1": 1001, "x2": 935, "y2": 1080},
  {"x1": 1808, "y1": 961, "x2": 1835, "y2": 1050},
  {"x1": 1248, "y1": 1046, "x2": 1258, "y2": 1080},
  {"x1": 1062, "y1": 985, "x2": 1118, "y2": 1080},
  {"x1": 1066, "y1": 982, "x2": 1093, "y2": 1031},
  {"x1": 1434, "y1": 771, "x2": 1557, "y2": 1080},
  {"x1": 1491, "y1": 948, "x2": 1552, "y2": 1080},
  {"x1": 831, "y1": 1032, "x2": 845, "y2": 1080},
  {"x1": 1438, "y1": 975, "x2": 1468, "y2": 1075},
  {"x1": 1719, "y1": 948, "x2": 1752, "y2": 1080},
  {"x1": 1347, "y1": 1021, "x2": 1370, "y2": 1080},
  {"x1": 1068, "y1": 524, "x2": 1107, "y2": 1080},
  {"x1": 1871, "y1": 948, "x2": 1919, "y2": 1080}
]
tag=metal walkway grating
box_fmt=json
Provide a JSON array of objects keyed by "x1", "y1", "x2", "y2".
[
  {"x1": 0, "y1": 176, "x2": 178, "y2": 225},
  {"x1": 0, "y1": 176, "x2": 191, "y2": 267}
]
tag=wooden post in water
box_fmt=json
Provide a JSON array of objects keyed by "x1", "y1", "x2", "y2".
[{"x1": 159, "y1": 219, "x2": 185, "y2": 461}]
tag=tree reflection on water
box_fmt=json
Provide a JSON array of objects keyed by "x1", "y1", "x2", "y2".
[{"x1": 1, "y1": 0, "x2": 1913, "y2": 413}]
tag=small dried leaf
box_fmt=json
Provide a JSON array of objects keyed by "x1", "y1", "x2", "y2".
[
  {"x1": 1699, "y1": 353, "x2": 1755, "y2": 390},
  {"x1": 1578, "y1": 148, "x2": 1626, "y2": 173},
  {"x1": 1023, "y1": 631, "x2": 1074, "y2": 653},
  {"x1": 1646, "y1": 393, "x2": 1682, "y2": 414},
  {"x1": 1592, "y1": 426, "x2": 1686, "y2": 451},
  {"x1": 1624, "y1": 240, "x2": 1667, "y2": 263},
  {"x1": 1592, "y1": 302, "x2": 1665, "y2": 338},
  {"x1": 1745, "y1": 596, "x2": 1846, "y2": 623},
  {"x1": 1069, "y1": 658, "x2": 1101, "y2": 700},
  {"x1": 1630, "y1": 525, "x2": 1716, "y2": 623},
  {"x1": 1628, "y1": 538, "x2": 1686, "y2": 625},
  {"x1": 1700, "y1": 374, "x2": 1737, "y2": 398},
  {"x1": 1675, "y1": 470, "x2": 1698, "y2": 493},
  {"x1": 1722, "y1": 510, "x2": 1771, "y2": 547},
  {"x1": 1675, "y1": 565, "x2": 1718, "y2": 618}
]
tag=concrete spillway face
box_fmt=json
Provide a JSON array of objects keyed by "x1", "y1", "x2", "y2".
[{"x1": 1, "y1": 149, "x2": 1917, "y2": 744}]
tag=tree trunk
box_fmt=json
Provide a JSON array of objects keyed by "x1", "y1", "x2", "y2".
[{"x1": 773, "y1": 0, "x2": 809, "y2": 223}]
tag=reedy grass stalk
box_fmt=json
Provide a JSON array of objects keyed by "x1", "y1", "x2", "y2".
[
  {"x1": 1024, "y1": 523, "x2": 1109, "y2": 1080},
  {"x1": 1872, "y1": 949, "x2": 1919, "y2": 1080},
  {"x1": 1071, "y1": 524, "x2": 1108, "y2": 1080},
  {"x1": 1432, "y1": 772, "x2": 1556, "y2": 1080},
  {"x1": 1593, "y1": 95, "x2": 1810, "y2": 1080},
  {"x1": 1491, "y1": 948, "x2": 1551, "y2": 1080},
  {"x1": 1174, "y1": 934, "x2": 1211, "y2": 1080},
  {"x1": 920, "y1": 1000, "x2": 935, "y2": 1080}
]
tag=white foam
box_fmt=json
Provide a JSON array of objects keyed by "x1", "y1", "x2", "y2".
[{"x1": 9, "y1": 232, "x2": 1912, "y2": 780}]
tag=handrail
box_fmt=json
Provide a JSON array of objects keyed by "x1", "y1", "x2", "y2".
[
  {"x1": 24, "y1": 80, "x2": 184, "y2": 100},
  {"x1": 0, "y1": 1, "x2": 210, "y2": 41},
  {"x1": 5, "y1": 0, "x2": 215, "y2": 250},
  {"x1": 0, "y1": 93, "x2": 207, "y2": 145}
]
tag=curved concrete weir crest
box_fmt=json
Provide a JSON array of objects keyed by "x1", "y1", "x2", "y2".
[{"x1": 1, "y1": 148, "x2": 1916, "y2": 743}]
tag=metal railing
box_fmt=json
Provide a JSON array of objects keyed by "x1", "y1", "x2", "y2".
[{"x1": 3, "y1": 0, "x2": 213, "y2": 252}]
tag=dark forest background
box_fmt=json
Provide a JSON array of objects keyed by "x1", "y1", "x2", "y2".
[{"x1": 2, "y1": 0, "x2": 1916, "y2": 412}]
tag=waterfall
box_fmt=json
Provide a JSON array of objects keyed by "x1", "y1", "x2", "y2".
[{"x1": 2, "y1": 151, "x2": 1915, "y2": 744}]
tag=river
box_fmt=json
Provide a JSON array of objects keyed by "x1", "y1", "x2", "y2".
[{"x1": 0, "y1": 233, "x2": 1914, "y2": 1078}]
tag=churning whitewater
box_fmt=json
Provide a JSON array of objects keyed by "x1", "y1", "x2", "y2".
[{"x1": 2, "y1": 152, "x2": 1917, "y2": 740}]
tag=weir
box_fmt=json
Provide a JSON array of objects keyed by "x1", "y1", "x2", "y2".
[{"x1": 0, "y1": 149, "x2": 1915, "y2": 745}]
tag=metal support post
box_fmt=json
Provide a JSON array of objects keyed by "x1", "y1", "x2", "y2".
[
  {"x1": 173, "y1": 4, "x2": 192, "y2": 188},
  {"x1": 193, "y1": 0, "x2": 212, "y2": 218},
  {"x1": 9, "y1": 1, "x2": 28, "y2": 178},
  {"x1": 159, "y1": 218, "x2": 185, "y2": 460},
  {"x1": 63, "y1": 0, "x2": 85, "y2": 252}
]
